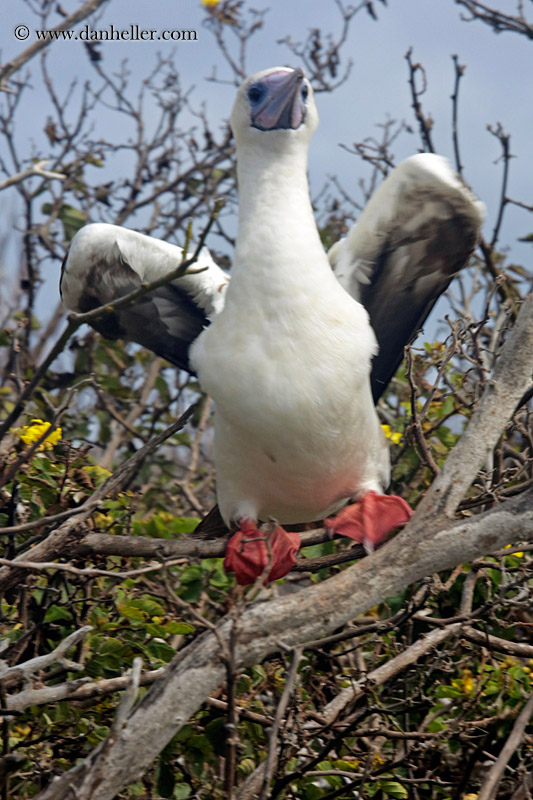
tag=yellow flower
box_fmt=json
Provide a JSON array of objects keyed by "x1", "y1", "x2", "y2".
[
  {"x1": 504, "y1": 544, "x2": 523, "y2": 558},
  {"x1": 202, "y1": 0, "x2": 220, "y2": 5},
  {"x1": 452, "y1": 668, "x2": 474, "y2": 694},
  {"x1": 15, "y1": 419, "x2": 62, "y2": 450},
  {"x1": 381, "y1": 424, "x2": 402, "y2": 445}
]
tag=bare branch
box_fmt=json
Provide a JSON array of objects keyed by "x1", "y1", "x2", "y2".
[
  {"x1": 405, "y1": 47, "x2": 435, "y2": 153},
  {"x1": 33, "y1": 487, "x2": 533, "y2": 800},
  {"x1": 455, "y1": 0, "x2": 533, "y2": 39},
  {"x1": 477, "y1": 694, "x2": 533, "y2": 800},
  {"x1": 0, "y1": 625, "x2": 92, "y2": 690},
  {"x1": 451, "y1": 55, "x2": 465, "y2": 176},
  {"x1": 461, "y1": 626, "x2": 533, "y2": 658},
  {"x1": 0, "y1": 0, "x2": 109, "y2": 90},
  {"x1": 0, "y1": 159, "x2": 65, "y2": 191},
  {"x1": 415, "y1": 294, "x2": 533, "y2": 522},
  {"x1": 0, "y1": 556, "x2": 186, "y2": 579},
  {"x1": 259, "y1": 647, "x2": 302, "y2": 799}
]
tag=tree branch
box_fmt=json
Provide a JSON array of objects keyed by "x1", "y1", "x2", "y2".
[
  {"x1": 477, "y1": 694, "x2": 533, "y2": 800},
  {"x1": 0, "y1": 160, "x2": 65, "y2": 191},
  {"x1": 34, "y1": 488, "x2": 533, "y2": 800},
  {"x1": 0, "y1": 0, "x2": 109, "y2": 91},
  {"x1": 0, "y1": 626, "x2": 92, "y2": 690},
  {"x1": 414, "y1": 294, "x2": 533, "y2": 522}
]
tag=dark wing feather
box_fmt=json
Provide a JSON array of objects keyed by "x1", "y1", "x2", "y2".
[
  {"x1": 60, "y1": 223, "x2": 229, "y2": 372},
  {"x1": 329, "y1": 155, "x2": 484, "y2": 401},
  {"x1": 74, "y1": 260, "x2": 208, "y2": 372}
]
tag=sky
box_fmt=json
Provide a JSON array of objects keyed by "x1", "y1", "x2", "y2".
[{"x1": 1, "y1": 0, "x2": 532, "y2": 319}]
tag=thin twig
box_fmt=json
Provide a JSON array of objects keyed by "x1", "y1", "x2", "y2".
[
  {"x1": 487, "y1": 123, "x2": 512, "y2": 248},
  {"x1": 405, "y1": 48, "x2": 435, "y2": 153},
  {"x1": 223, "y1": 621, "x2": 239, "y2": 800},
  {"x1": 0, "y1": 556, "x2": 186, "y2": 579},
  {"x1": 451, "y1": 55, "x2": 465, "y2": 176},
  {"x1": 0, "y1": 0, "x2": 109, "y2": 90},
  {"x1": 259, "y1": 647, "x2": 302, "y2": 800},
  {"x1": 477, "y1": 694, "x2": 533, "y2": 800},
  {"x1": 405, "y1": 346, "x2": 440, "y2": 477}
]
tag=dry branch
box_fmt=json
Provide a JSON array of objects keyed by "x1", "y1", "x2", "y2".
[
  {"x1": 0, "y1": 0, "x2": 109, "y2": 90},
  {"x1": 0, "y1": 626, "x2": 92, "y2": 690},
  {"x1": 35, "y1": 489, "x2": 533, "y2": 800},
  {"x1": 6, "y1": 667, "x2": 165, "y2": 714},
  {"x1": 461, "y1": 626, "x2": 533, "y2": 658},
  {"x1": 0, "y1": 160, "x2": 65, "y2": 191},
  {"x1": 415, "y1": 293, "x2": 533, "y2": 522},
  {"x1": 320, "y1": 623, "x2": 463, "y2": 726},
  {"x1": 477, "y1": 694, "x2": 533, "y2": 800}
]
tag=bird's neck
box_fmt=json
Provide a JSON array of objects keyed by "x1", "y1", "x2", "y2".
[{"x1": 232, "y1": 140, "x2": 326, "y2": 284}]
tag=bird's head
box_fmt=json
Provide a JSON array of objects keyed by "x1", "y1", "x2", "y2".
[{"x1": 231, "y1": 67, "x2": 318, "y2": 152}]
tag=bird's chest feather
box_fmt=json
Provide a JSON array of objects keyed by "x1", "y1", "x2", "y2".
[{"x1": 192, "y1": 275, "x2": 376, "y2": 452}]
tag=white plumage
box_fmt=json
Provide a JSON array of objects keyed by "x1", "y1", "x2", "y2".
[
  {"x1": 190, "y1": 67, "x2": 387, "y2": 526},
  {"x1": 61, "y1": 66, "x2": 484, "y2": 583}
]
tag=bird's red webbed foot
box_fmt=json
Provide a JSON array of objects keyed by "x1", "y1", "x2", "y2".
[
  {"x1": 224, "y1": 519, "x2": 301, "y2": 585},
  {"x1": 325, "y1": 491, "x2": 412, "y2": 552}
]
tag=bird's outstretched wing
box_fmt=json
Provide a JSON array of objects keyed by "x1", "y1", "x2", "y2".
[
  {"x1": 61, "y1": 156, "x2": 483, "y2": 393},
  {"x1": 328, "y1": 154, "x2": 485, "y2": 401},
  {"x1": 60, "y1": 223, "x2": 229, "y2": 372}
]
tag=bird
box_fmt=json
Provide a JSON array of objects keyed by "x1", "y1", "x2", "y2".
[{"x1": 61, "y1": 66, "x2": 484, "y2": 585}]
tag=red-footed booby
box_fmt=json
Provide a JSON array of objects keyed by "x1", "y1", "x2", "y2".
[{"x1": 61, "y1": 66, "x2": 484, "y2": 585}]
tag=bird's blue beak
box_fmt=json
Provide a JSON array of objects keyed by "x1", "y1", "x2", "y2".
[{"x1": 249, "y1": 68, "x2": 307, "y2": 132}]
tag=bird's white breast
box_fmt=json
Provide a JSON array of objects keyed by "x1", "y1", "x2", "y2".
[
  {"x1": 191, "y1": 245, "x2": 387, "y2": 524},
  {"x1": 190, "y1": 90, "x2": 389, "y2": 526}
]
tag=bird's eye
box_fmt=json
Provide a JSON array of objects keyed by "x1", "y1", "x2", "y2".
[
  {"x1": 301, "y1": 84, "x2": 309, "y2": 101},
  {"x1": 247, "y1": 84, "x2": 265, "y2": 104}
]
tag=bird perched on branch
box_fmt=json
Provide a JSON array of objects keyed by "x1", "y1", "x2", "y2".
[{"x1": 61, "y1": 66, "x2": 484, "y2": 585}]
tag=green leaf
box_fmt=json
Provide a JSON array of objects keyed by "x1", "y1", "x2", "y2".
[
  {"x1": 42, "y1": 203, "x2": 87, "y2": 241},
  {"x1": 441, "y1": 395, "x2": 455, "y2": 416},
  {"x1": 168, "y1": 517, "x2": 202, "y2": 535},
  {"x1": 381, "y1": 780, "x2": 409, "y2": 798},
  {"x1": 147, "y1": 640, "x2": 176, "y2": 662},
  {"x1": 165, "y1": 621, "x2": 195, "y2": 635},
  {"x1": 118, "y1": 604, "x2": 147, "y2": 621},
  {"x1": 237, "y1": 757, "x2": 256, "y2": 776},
  {"x1": 180, "y1": 580, "x2": 202, "y2": 603},
  {"x1": 427, "y1": 717, "x2": 446, "y2": 732},
  {"x1": 174, "y1": 785, "x2": 191, "y2": 799},
  {"x1": 180, "y1": 566, "x2": 202, "y2": 584},
  {"x1": 301, "y1": 540, "x2": 335, "y2": 559},
  {"x1": 435, "y1": 685, "x2": 462, "y2": 698},
  {"x1": 435, "y1": 425, "x2": 457, "y2": 448},
  {"x1": 44, "y1": 605, "x2": 73, "y2": 622},
  {"x1": 175, "y1": 724, "x2": 192, "y2": 742}
]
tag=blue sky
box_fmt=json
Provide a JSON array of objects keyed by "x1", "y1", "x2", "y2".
[{"x1": 1, "y1": 0, "x2": 532, "y2": 313}]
